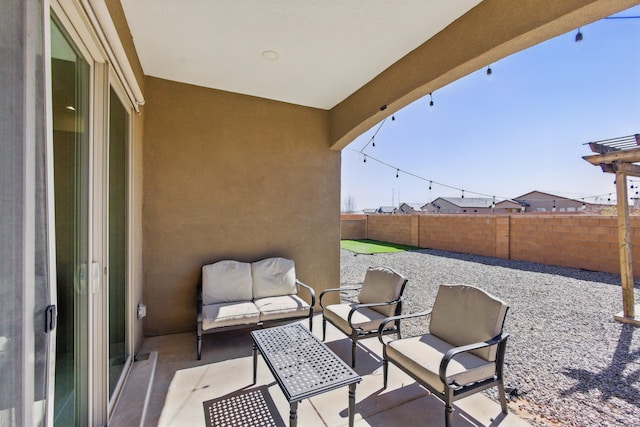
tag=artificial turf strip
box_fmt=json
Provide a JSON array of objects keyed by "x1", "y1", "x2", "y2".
[{"x1": 340, "y1": 239, "x2": 418, "y2": 254}]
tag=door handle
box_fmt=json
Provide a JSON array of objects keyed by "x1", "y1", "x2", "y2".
[{"x1": 45, "y1": 305, "x2": 56, "y2": 333}]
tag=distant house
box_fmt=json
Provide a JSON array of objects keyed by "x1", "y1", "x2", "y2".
[
  {"x1": 398, "y1": 202, "x2": 423, "y2": 214},
  {"x1": 424, "y1": 197, "x2": 495, "y2": 214},
  {"x1": 512, "y1": 190, "x2": 589, "y2": 212},
  {"x1": 494, "y1": 199, "x2": 526, "y2": 213},
  {"x1": 377, "y1": 206, "x2": 398, "y2": 214},
  {"x1": 362, "y1": 208, "x2": 377, "y2": 214}
]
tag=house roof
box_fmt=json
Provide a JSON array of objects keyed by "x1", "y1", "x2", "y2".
[
  {"x1": 495, "y1": 199, "x2": 525, "y2": 209},
  {"x1": 512, "y1": 190, "x2": 590, "y2": 205},
  {"x1": 120, "y1": 1, "x2": 482, "y2": 109},
  {"x1": 432, "y1": 197, "x2": 495, "y2": 208},
  {"x1": 378, "y1": 206, "x2": 397, "y2": 213},
  {"x1": 399, "y1": 202, "x2": 423, "y2": 211}
]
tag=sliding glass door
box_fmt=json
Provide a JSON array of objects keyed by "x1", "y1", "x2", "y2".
[
  {"x1": 108, "y1": 87, "x2": 130, "y2": 401},
  {"x1": 51, "y1": 18, "x2": 90, "y2": 427}
]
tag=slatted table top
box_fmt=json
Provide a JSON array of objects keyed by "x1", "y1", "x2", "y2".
[{"x1": 251, "y1": 323, "x2": 361, "y2": 403}]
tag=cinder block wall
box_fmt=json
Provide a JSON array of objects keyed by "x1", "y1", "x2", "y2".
[
  {"x1": 340, "y1": 214, "x2": 640, "y2": 277},
  {"x1": 509, "y1": 215, "x2": 637, "y2": 275},
  {"x1": 419, "y1": 215, "x2": 499, "y2": 258},
  {"x1": 367, "y1": 215, "x2": 418, "y2": 246},
  {"x1": 340, "y1": 215, "x2": 367, "y2": 240}
]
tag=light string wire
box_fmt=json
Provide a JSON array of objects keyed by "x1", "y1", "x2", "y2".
[
  {"x1": 350, "y1": 146, "x2": 636, "y2": 204},
  {"x1": 359, "y1": 117, "x2": 388, "y2": 152},
  {"x1": 352, "y1": 10, "x2": 640, "y2": 205}
]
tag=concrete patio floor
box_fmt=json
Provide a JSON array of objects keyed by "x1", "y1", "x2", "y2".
[{"x1": 133, "y1": 314, "x2": 530, "y2": 427}]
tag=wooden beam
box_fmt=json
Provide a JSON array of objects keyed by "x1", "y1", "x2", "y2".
[
  {"x1": 615, "y1": 171, "x2": 636, "y2": 320},
  {"x1": 588, "y1": 142, "x2": 620, "y2": 154},
  {"x1": 613, "y1": 162, "x2": 640, "y2": 178},
  {"x1": 583, "y1": 147, "x2": 640, "y2": 165}
]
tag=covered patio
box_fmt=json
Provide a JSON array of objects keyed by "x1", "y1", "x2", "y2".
[
  {"x1": 114, "y1": 314, "x2": 529, "y2": 427},
  {"x1": 5, "y1": 1, "x2": 640, "y2": 426}
]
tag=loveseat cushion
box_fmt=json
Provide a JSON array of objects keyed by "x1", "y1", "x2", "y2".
[
  {"x1": 251, "y1": 257, "x2": 297, "y2": 299},
  {"x1": 254, "y1": 295, "x2": 310, "y2": 322},
  {"x1": 202, "y1": 260, "x2": 252, "y2": 305},
  {"x1": 429, "y1": 284, "x2": 508, "y2": 361},
  {"x1": 357, "y1": 266, "x2": 406, "y2": 316},
  {"x1": 323, "y1": 303, "x2": 389, "y2": 335},
  {"x1": 386, "y1": 334, "x2": 496, "y2": 393},
  {"x1": 201, "y1": 301, "x2": 260, "y2": 330}
]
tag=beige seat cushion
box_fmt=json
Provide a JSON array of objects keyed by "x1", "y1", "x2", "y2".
[
  {"x1": 201, "y1": 302, "x2": 260, "y2": 330},
  {"x1": 251, "y1": 257, "x2": 297, "y2": 299},
  {"x1": 358, "y1": 267, "x2": 406, "y2": 316},
  {"x1": 387, "y1": 334, "x2": 496, "y2": 394},
  {"x1": 429, "y1": 284, "x2": 508, "y2": 361},
  {"x1": 254, "y1": 295, "x2": 310, "y2": 322},
  {"x1": 202, "y1": 260, "x2": 253, "y2": 305},
  {"x1": 324, "y1": 303, "x2": 391, "y2": 335}
]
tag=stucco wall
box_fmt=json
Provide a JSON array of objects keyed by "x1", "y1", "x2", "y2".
[
  {"x1": 143, "y1": 77, "x2": 339, "y2": 335},
  {"x1": 341, "y1": 214, "x2": 640, "y2": 277}
]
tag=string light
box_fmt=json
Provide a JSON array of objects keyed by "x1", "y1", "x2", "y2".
[
  {"x1": 486, "y1": 65, "x2": 492, "y2": 76},
  {"x1": 428, "y1": 92, "x2": 434, "y2": 108},
  {"x1": 392, "y1": 115, "x2": 395, "y2": 121},
  {"x1": 575, "y1": 28, "x2": 583, "y2": 42},
  {"x1": 350, "y1": 149, "x2": 619, "y2": 205},
  {"x1": 372, "y1": 136, "x2": 375, "y2": 147},
  {"x1": 359, "y1": 117, "x2": 387, "y2": 152}
]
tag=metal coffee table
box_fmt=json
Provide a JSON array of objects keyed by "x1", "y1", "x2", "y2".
[{"x1": 251, "y1": 323, "x2": 361, "y2": 427}]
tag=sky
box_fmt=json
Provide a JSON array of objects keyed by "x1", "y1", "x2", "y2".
[{"x1": 341, "y1": 5, "x2": 640, "y2": 212}]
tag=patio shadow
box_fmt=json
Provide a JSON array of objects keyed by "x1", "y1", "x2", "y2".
[
  {"x1": 203, "y1": 385, "x2": 285, "y2": 427},
  {"x1": 560, "y1": 324, "x2": 640, "y2": 406}
]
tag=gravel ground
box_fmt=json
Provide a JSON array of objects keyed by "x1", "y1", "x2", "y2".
[{"x1": 340, "y1": 248, "x2": 640, "y2": 426}]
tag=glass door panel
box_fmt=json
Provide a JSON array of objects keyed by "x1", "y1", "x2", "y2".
[
  {"x1": 108, "y1": 88, "x2": 129, "y2": 400},
  {"x1": 51, "y1": 18, "x2": 90, "y2": 427}
]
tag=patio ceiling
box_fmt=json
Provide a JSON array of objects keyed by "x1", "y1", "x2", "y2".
[{"x1": 120, "y1": 0, "x2": 482, "y2": 110}]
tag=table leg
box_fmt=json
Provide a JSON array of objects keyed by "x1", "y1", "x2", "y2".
[
  {"x1": 289, "y1": 401, "x2": 298, "y2": 427},
  {"x1": 252, "y1": 343, "x2": 257, "y2": 385},
  {"x1": 348, "y1": 383, "x2": 357, "y2": 427}
]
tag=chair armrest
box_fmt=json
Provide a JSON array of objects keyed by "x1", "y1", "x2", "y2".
[
  {"x1": 377, "y1": 310, "x2": 432, "y2": 345},
  {"x1": 295, "y1": 279, "x2": 316, "y2": 308},
  {"x1": 347, "y1": 299, "x2": 403, "y2": 326},
  {"x1": 319, "y1": 285, "x2": 362, "y2": 308},
  {"x1": 438, "y1": 333, "x2": 510, "y2": 385}
]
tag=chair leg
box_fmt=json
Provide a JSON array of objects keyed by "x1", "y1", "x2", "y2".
[
  {"x1": 322, "y1": 317, "x2": 327, "y2": 341},
  {"x1": 197, "y1": 334, "x2": 202, "y2": 360},
  {"x1": 445, "y1": 404, "x2": 453, "y2": 427},
  {"x1": 308, "y1": 312, "x2": 313, "y2": 332},
  {"x1": 382, "y1": 358, "x2": 388, "y2": 389},
  {"x1": 351, "y1": 339, "x2": 356, "y2": 368},
  {"x1": 498, "y1": 380, "x2": 508, "y2": 414}
]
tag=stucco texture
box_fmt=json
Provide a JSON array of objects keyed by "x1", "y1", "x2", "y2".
[{"x1": 142, "y1": 77, "x2": 339, "y2": 335}]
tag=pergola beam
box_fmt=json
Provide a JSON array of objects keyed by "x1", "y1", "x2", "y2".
[
  {"x1": 600, "y1": 162, "x2": 640, "y2": 178},
  {"x1": 583, "y1": 146, "x2": 640, "y2": 165}
]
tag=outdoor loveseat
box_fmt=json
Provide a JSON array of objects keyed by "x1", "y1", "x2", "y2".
[{"x1": 196, "y1": 257, "x2": 315, "y2": 359}]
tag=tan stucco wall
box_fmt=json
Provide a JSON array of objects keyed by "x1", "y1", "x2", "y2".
[
  {"x1": 142, "y1": 77, "x2": 339, "y2": 335},
  {"x1": 329, "y1": 0, "x2": 640, "y2": 150}
]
